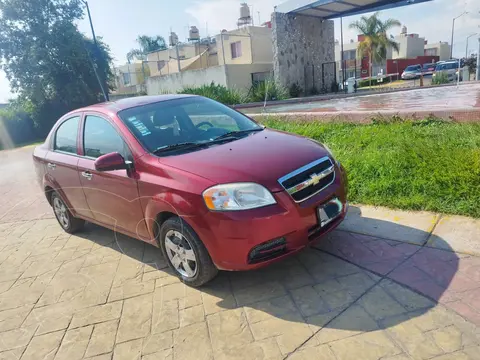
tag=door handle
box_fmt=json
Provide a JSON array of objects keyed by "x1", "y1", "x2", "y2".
[
  {"x1": 47, "y1": 163, "x2": 56, "y2": 170},
  {"x1": 81, "y1": 171, "x2": 93, "y2": 180}
]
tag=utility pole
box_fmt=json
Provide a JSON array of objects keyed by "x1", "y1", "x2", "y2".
[
  {"x1": 477, "y1": 37, "x2": 480, "y2": 81},
  {"x1": 340, "y1": 17, "x2": 346, "y2": 92},
  {"x1": 450, "y1": 11, "x2": 468, "y2": 59},
  {"x1": 175, "y1": 44, "x2": 181, "y2": 73},
  {"x1": 466, "y1": 33, "x2": 477, "y2": 58},
  {"x1": 81, "y1": 0, "x2": 109, "y2": 101}
]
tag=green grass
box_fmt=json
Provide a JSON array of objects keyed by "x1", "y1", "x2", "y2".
[{"x1": 262, "y1": 117, "x2": 480, "y2": 218}]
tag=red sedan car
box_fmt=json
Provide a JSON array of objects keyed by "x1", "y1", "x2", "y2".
[{"x1": 33, "y1": 95, "x2": 347, "y2": 286}]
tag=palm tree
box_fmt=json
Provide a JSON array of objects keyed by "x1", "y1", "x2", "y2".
[
  {"x1": 349, "y1": 12, "x2": 401, "y2": 87},
  {"x1": 127, "y1": 35, "x2": 167, "y2": 62}
]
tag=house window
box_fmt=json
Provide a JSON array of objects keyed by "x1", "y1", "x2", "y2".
[
  {"x1": 231, "y1": 41, "x2": 242, "y2": 59},
  {"x1": 122, "y1": 72, "x2": 131, "y2": 86}
]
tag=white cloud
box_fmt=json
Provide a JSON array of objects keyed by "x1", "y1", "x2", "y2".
[
  {"x1": 334, "y1": 0, "x2": 480, "y2": 57},
  {"x1": 188, "y1": 0, "x2": 480, "y2": 58}
]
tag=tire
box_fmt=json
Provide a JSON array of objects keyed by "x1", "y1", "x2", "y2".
[
  {"x1": 51, "y1": 191, "x2": 85, "y2": 234},
  {"x1": 159, "y1": 217, "x2": 218, "y2": 287}
]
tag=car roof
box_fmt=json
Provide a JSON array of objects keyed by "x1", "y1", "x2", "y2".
[{"x1": 73, "y1": 94, "x2": 197, "y2": 114}]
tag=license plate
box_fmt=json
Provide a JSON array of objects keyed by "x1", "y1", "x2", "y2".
[{"x1": 317, "y1": 198, "x2": 343, "y2": 227}]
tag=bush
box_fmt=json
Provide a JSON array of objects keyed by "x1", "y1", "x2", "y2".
[
  {"x1": 289, "y1": 83, "x2": 303, "y2": 98},
  {"x1": 249, "y1": 78, "x2": 289, "y2": 103},
  {"x1": 330, "y1": 81, "x2": 339, "y2": 93},
  {"x1": 432, "y1": 72, "x2": 449, "y2": 85},
  {"x1": 178, "y1": 82, "x2": 246, "y2": 105},
  {"x1": 0, "y1": 106, "x2": 42, "y2": 149},
  {"x1": 357, "y1": 76, "x2": 392, "y2": 88}
]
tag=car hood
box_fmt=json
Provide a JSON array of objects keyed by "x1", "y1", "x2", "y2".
[{"x1": 158, "y1": 129, "x2": 331, "y2": 192}]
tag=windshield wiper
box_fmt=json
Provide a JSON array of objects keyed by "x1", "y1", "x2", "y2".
[
  {"x1": 214, "y1": 127, "x2": 264, "y2": 141},
  {"x1": 153, "y1": 142, "x2": 206, "y2": 154}
]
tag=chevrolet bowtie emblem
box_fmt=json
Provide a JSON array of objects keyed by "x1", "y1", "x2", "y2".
[{"x1": 309, "y1": 173, "x2": 323, "y2": 186}]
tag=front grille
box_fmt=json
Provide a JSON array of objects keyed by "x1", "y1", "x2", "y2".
[
  {"x1": 278, "y1": 157, "x2": 335, "y2": 202},
  {"x1": 248, "y1": 237, "x2": 287, "y2": 264}
]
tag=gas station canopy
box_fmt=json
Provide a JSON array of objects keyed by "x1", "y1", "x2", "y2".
[{"x1": 275, "y1": 0, "x2": 433, "y2": 19}]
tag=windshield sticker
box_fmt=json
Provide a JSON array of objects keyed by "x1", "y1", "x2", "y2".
[{"x1": 127, "y1": 116, "x2": 151, "y2": 136}]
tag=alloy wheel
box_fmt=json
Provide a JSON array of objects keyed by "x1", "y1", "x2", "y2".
[
  {"x1": 164, "y1": 230, "x2": 197, "y2": 278},
  {"x1": 53, "y1": 196, "x2": 70, "y2": 229}
]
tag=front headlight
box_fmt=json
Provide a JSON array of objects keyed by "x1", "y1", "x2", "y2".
[{"x1": 203, "y1": 183, "x2": 276, "y2": 211}]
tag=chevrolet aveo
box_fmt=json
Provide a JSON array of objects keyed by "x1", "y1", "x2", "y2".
[{"x1": 33, "y1": 95, "x2": 347, "y2": 286}]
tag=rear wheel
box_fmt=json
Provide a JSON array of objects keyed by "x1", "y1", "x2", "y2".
[
  {"x1": 159, "y1": 217, "x2": 218, "y2": 287},
  {"x1": 51, "y1": 192, "x2": 85, "y2": 234}
]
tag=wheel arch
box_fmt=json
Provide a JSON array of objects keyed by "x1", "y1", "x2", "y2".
[
  {"x1": 44, "y1": 185, "x2": 54, "y2": 206},
  {"x1": 152, "y1": 211, "x2": 178, "y2": 245}
]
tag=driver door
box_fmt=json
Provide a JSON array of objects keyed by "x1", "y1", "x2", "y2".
[{"x1": 77, "y1": 113, "x2": 149, "y2": 239}]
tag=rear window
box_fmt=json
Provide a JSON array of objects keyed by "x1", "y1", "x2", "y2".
[
  {"x1": 405, "y1": 65, "x2": 419, "y2": 71},
  {"x1": 423, "y1": 64, "x2": 434, "y2": 69},
  {"x1": 54, "y1": 116, "x2": 79, "y2": 154}
]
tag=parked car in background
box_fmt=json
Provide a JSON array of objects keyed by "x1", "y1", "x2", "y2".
[
  {"x1": 33, "y1": 95, "x2": 348, "y2": 287},
  {"x1": 401, "y1": 64, "x2": 422, "y2": 80},
  {"x1": 422, "y1": 63, "x2": 436, "y2": 75},
  {"x1": 433, "y1": 61, "x2": 461, "y2": 82}
]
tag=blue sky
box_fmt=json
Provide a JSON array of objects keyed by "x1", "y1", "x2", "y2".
[{"x1": 0, "y1": 0, "x2": 479, "y2": 102}]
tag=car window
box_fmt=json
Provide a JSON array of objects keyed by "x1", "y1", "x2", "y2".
[
  {"x1": 55, "y1": 116, "x2": 80, "y2": 154},
  {"x1": 83, "y1": 115, "x2": 132, "y2": 160},
  {"x1": 182, "y1": 102, "x2": 241, "y2": 131}
]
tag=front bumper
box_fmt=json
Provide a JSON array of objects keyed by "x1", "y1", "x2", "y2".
[{"x1": 188, "y1": 165, "x2": 348, "y2": 271}]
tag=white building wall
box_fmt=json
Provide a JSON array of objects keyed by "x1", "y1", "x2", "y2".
[
  {"x1": 146, "y1": 66, "x2": 228, "y2": 94},
  {"x1": 425, "y1": 42, "x2": 451, "y2": 61},
  {"x1": 146, "y1": 63, "x2": 274, "y2": 95},
  {"x1": 393, "y1": 34, "x2": 425, "y2": 59},
  {"x1": 225, "y1": 63, "x2": 273, "y2": 90}
]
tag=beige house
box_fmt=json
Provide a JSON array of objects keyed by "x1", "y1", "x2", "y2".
[
  {"x1": 146, "y1": 25, "x2": 274, "y2": 96},
  {"x1": 146, "y1": 42, "x2": 218, "y2": 77},
  {"x1": 392, "y1": 33, "x2": 425, "y2": 60},
  {"x1": 113, "y1": 62, "x2": 148, "y2": 95},
  {"x1": 216, "y1": 26, "x2": 273, "y2": 65},
  {"x1": 424, "y1": 42, "x2": 451, "y2": 61}
]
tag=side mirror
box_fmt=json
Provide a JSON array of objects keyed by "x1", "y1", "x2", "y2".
[{"x1": 94, "y1": 152, "x2": 131, "y2": 172}]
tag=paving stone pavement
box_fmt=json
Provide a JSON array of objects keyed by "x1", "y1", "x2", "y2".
[{"x1": 0, "y1": 147, "x2": 479, "y2": 360}]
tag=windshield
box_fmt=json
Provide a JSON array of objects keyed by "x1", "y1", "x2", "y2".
[{"x1": 117, "y1": 97, "x2": 262, "y2": 154}]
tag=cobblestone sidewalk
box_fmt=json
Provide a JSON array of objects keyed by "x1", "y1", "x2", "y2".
[{"x1": 0, "y1": 147, "x2": 479, "y2": 360}]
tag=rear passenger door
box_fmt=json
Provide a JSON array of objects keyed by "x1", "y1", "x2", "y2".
[{"x1": 45, "y1": 115, "x2": 94, "y2": 219}]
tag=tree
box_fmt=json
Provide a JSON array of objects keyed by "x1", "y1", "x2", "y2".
[
  {"x1": 0, "y1": 0, "x2": 114, "y2": 134},
  {"x1": 349, "y1": 12, "x2": 401, "y2": 87},
  {"x1": 127, "y1": 35, "x2": 167, "y2": 62},
  {"x1": 464, "y1": 54, "x2": 477, "y2": 75}
]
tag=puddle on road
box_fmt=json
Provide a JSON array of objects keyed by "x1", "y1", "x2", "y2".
[{"x1": 243, "y1": 83, "x2": 480, "y2": 114}]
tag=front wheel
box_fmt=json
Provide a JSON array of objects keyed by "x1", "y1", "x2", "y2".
[
  {"x1": 51, "y1": 191, "x2": 85, "y2": 234},
  {"x1": 159, "y1": 217, "x2": 218, "y2": 287}
]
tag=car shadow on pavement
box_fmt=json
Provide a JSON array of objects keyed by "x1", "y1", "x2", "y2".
[
  {"x1": 78, "y1": 205, "x2": 460, "y2": 342},
  {"x1": 202, "y1": 205, "x2": 460, "y2": 336}
]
